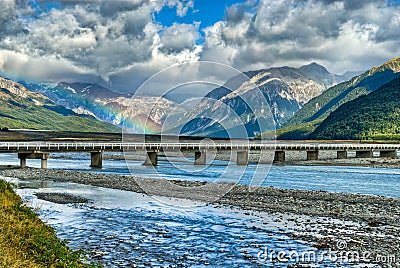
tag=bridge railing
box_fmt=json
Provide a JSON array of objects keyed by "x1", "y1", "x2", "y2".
[
  {"x1": 0, "y1": 142, "x2": 256, "y2": 151},
  {"x1": 1, "y1": 142, "x2": 400, "y2": 152}
]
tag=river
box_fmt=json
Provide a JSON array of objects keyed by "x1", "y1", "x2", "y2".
[{"x1": 1, "y1": 152, "x2": 399, "y2": 267}]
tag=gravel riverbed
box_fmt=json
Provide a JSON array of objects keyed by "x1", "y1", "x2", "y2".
[
  {"x1": 289, "y1": 157, "x2": 400, "y2": 169},
  {"x1": 1, "y1": 166, "x2": 399, "y2": 267}
]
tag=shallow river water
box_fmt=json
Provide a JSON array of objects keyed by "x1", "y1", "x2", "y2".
[
  {"x1": 1, "y1": 153, "x2": 399, "y2": 267},
  {"x1": 2, "y1": 152, "x2": 400, "y2": 197}
]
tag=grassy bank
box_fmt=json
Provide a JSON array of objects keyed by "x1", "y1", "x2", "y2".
[{"x1": 0, "y1": 180, "x2": 95, "y2": 267}]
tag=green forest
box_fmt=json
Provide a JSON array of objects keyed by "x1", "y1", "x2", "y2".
[{"x1": 311, "y1": 77, "x2": 400, "y2": 140}]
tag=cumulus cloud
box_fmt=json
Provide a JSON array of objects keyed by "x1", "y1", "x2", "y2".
[
  {"x1": 160, "y1": 23, "x2": 200, "y2": 53},
  {"x1": 0, "y1": 0, "x2": 30, "y2": 36},
  {"x1": 225, "y1": 3, "x2": 247, "y2": 24},
  {"x1": 0, "y1": 50, "x2": 97, "y2": 83},
  {"x1": 201, "y1": 0, "x2": 400, "y2": 73},
  {"x1": 0, "y1": 0, "x2": 201, "y2": 92},
  {"x1": 165, "y1": 0, "x2": 194, "y2": 17},
  {"x1": 0, "y1": 0, "x2": 400, "y2": 94}
]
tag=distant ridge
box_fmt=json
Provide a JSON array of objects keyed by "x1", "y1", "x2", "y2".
[
  {"x1": 270, "y1": 57, "x2": 400, "y2": 140},
  {"x1": 0, "y1": 77, "x2": 120, "y2": 132},
  {"x1": 23, "y1": 82, "x2": 182, "y2": 133},
  {"x1": 22, "y1": 62, "x2": 347, "y2": 137},
  {"x1": 287, "y1": 57, "x2": 400, "y2": 126},
  {"x1": 312, "y1": 76, "x2": 400, "y2": 140},
  {"x1": 298, "y1": 62, "x2": 346, "y2": 89},
  {"x1": 172, "y1": 62, "x2": 349, "y2": 138}
]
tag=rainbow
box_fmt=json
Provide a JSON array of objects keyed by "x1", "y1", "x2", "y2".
[
  {"x1": 122, "y1": 113, "x2": 162, "y2": 134},
  {"x1": 83, "y1": 101, "x2": 163, "y2": 134},
  {"x1": 50, "y1": 87, "x2": 163, "y2": 134}
]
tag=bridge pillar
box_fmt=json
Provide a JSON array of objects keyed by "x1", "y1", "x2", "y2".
[
  {"x1": 274, "y1": 151, "x2": 285, "y2": 163},
  {"x1": 18, "y1": 152, "x2": 50, "y2": 169},
  {"x1": 237, "y1": 150, "x2": 249, "y2": 165},
  {"x1": 90, "y1": 151, "x2": 103, "y2": 168},
  {"x1": 379, "y1": 150, "x2": 397, "y2": 159},
  {"x1": 144, "y1": 151, "x2": 158, "y2": 166},
  {"x1": 307, "y1": 150, "x2": 319, "y2": 161},
  {"x1": 356, "y1": 150, "x2": 373, "y2": 158},
  {"x1": 41, "y1": 159, "x2": 48, "y2": 169},
  {"x1": 337, "y1": 151, "x2": 348, "y2": 159},
  {"x1": 194, "y1": 150, "x2": 206, "y2": 165},
  {"x1": 20, "y1": 158, "x2": 27, "y2": 168}
]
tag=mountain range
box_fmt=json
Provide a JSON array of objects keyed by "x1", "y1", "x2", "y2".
[
  {"x1": 0, "y1": 77, "x2": 120, "y2": 132},
  {"x1": 311, "y1": 76, "x2": 400, "y2": 140},
  {"x1": 7, "y1": 58, "x2": 393, "y2": 139},
  {"x1": 170, "y1": 63, "x2": 355, "y2": 137},
  {"x1": 274, "y1": 57, "x2": 400, "y2": 139},
  {"x1": 22, "y1": 62, "x2": 353, "y2": 137},
  {"x1": 23, "y1": 82, "x2": 182, "y2": 133}
]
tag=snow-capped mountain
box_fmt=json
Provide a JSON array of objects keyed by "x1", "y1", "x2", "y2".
[
  {"x1": 171, "y1": 63, "x2": 351, "y2": 138},
  {"x1": 21, "y1": 62, "x2": 352, "y2": 137},
  {"x1": 22, "y1": 82, "x2": 182, "y2": 133}
]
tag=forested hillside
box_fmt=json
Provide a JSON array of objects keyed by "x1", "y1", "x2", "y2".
[{"x1": 312, "y1": 77, "x2": 400, "y2": 140}]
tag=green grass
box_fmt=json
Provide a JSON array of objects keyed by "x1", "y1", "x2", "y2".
[{"x1": 0, "y1": 180, "x2": 100, "y2": 267}]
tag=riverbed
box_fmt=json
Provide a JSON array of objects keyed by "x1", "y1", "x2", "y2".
[
  {"x1": 1, "y1": 153, "x2": 399, "y2": 267},
  {"x1": 6, "y1": 178, "x2": 339, "y2": 267}
]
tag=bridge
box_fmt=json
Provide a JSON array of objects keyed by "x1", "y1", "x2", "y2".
[{"x1": 0, "y1": 141, "x2": 399, "y2": 168}]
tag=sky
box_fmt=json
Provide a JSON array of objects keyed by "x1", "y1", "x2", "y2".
[{"x1": 0, "y1": 0, "x2": 400, "y2": 94}]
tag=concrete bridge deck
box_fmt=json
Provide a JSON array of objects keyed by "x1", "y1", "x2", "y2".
[
  {"x1": 1, "y1": 141, "x2": 400, "y2": 151},
  {"x1": 0, "y1": 141, "x2": 399, "y2": 168}
]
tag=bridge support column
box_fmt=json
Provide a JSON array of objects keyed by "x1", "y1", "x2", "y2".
[
  {"x1": 337, "y1": 151, "x2": 348, "y2": 159},
  {"x1": 237, "y1": 150, "x2": 249, "y2": 166},
  {"x1": 356, "y1": 150, "x2": 373, "y2": 158},
  {"x1": 144, "y1": 151, "x2": 158, "y2": 166},
  {"x1": 90, "y1": 151, "x2": 103, "y2": 168},
  {"x1": 379, "y1": 150, "x2": 397, "y2": 159},
  {"x1": 41, "y1": 159, "x2": 48, "y2": 169},
  {"x1": 194, "y1": 150, "x2": 206, "y2": 165},
  {"x1": 18, "y1": 152, "x2": 50, "y2": 169},
  {"x1": 274, "y1": 151, "x2": 285, "y2": 163},
  {"x1": 20, "y1": 157, "x2": 27, "y2": 168},
  {"x1": 307, "y1": 150, "x2": 319, "y2": 161}
]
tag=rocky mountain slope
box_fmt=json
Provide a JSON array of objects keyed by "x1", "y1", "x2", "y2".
[
  {"x1": 24, "y1": 82, "x2": 182, "y2": 133},
  {"x1": 274, "y1": 57, "x2": 400, "y2": 139},
  {"x1": 0, "y1": 77, "x2": 120, "y2": 132},
  {"x1": 311, "y1": 76, "x2": 400, "y2": 140},
  {"x1": 22, "y1": 62, "x2": 351, "y2": 137},
  {"x1": 173, "y1": 63, "x2": 350, "y2": 138},
  {"x1": 298, "y1": 62, "x2": 348, "y2": 89}
]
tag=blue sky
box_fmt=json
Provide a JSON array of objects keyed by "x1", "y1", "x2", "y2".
[
  {"x1": 155, "y1": 0, "x2": 253, "y2": 45},
  {"x1": 0, "y1": 0, "x2": 399, "y2": 92},
  {"x1": 155, "y1": 0, "x2": 248, "y2": 28}
]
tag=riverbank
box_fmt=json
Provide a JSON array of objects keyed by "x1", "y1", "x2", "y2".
[
  {"x1": 0, "y1": 179, "x2": 97, "y2": 267},
  {"x1": 1, "y1": 166, "x2": 399, "y2": 266},
  {"x1": 288, "y1": 156, "x2": 400, "y2": 169},
  {"x1": 103, "y1": 151, "x2": 400, "y2": 169}
]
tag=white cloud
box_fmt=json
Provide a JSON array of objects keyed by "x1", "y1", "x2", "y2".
[
  {"x1": 165, "y1": 0, "x2": 194, "y2": 17},
  {"x1": 0, "y1": 0, "x2": 400, "y2": 93},
  {"x1": 0, "y1": 0, "x2": 202, "y2": 91},
  {"x1": 160, "y1": 23, "x2": 200, "y2": 53},
  {"x1": 201, "y1": 0, "x2": 400, "y2": 73},
  {"x1": 0, "y1": 50, "x2": 97, "y2": 83}
]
